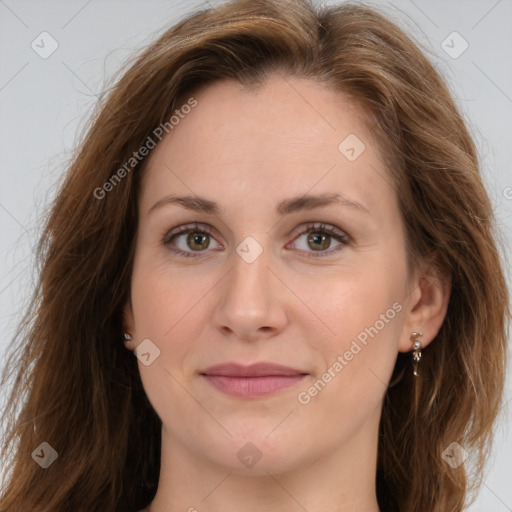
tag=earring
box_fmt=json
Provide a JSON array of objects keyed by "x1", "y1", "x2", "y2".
[
  {"x1": 123, "y1": 333, "x2": 132, "y2": 344},
  {"x1": 410, "y1": 331, "x2": 423, "y2": 376}
]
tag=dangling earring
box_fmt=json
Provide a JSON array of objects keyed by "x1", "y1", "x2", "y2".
[
  {"x1": 123, "y1": 333, "x2": 132, "y2": 344},
  {"x1": 410, "y1": 331, "x2": 423, "y2": 376}
]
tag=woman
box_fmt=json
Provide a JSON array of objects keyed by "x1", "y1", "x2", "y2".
[{"x1": 0, "y1": 0, "x2": 509, "y2": 511}]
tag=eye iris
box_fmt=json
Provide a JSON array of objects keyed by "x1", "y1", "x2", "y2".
[
  {"x1": 187, "y1": 232, "x2": 209, "y2": 251},
  {"x1": 308, "y1": 232, "x2": 330, "y2": 251}
]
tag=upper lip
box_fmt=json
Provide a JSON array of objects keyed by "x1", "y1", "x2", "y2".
[{"x1": 200, "y1": 362, "x2": 308, "y2": 377}]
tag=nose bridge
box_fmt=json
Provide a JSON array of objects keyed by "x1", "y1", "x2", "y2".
[
  {"x1": 228, "y1": 240, "x2": 273, "y2": 309},
  {"x1": 212, "y1": 235, "x2": 287, "y2": 338}
]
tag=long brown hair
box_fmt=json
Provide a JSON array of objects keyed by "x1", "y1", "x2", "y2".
[{"x1": 1, "y1": 1, "x2": 509, "y2": 511}]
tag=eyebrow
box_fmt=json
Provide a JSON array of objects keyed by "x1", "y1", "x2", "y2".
[{"x1": 147, "y1": 192, "x2": 370, "y2": 216}]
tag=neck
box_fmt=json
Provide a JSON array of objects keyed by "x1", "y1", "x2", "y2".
[{"x1": 147, "y1": 413, "x2": 382, "y2": 512}]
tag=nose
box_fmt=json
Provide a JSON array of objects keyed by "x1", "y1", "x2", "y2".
[{"x1": 211, "y1": 242, "x2": 289, "y2": 342}]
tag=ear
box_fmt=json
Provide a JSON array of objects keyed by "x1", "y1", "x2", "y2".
[
  {"x1": 122, "y1": 298, "x2": 136, "y2": 351},
  {"x1": 398, "y1": 263, "x2": 451, "y2": 353}
]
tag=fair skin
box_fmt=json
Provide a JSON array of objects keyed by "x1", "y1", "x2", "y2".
[{"x1": 124, "y1": 74, "x2": 450, "y2": 512}]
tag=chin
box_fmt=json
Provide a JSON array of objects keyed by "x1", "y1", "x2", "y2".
[{"x1": 195, "y1": 432, "x2": 304, "y2": 476}]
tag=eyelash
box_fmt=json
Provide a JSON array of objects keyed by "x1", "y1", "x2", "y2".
[{"x1": 161, "y1": 221, "x2": 350, "y2": 259}]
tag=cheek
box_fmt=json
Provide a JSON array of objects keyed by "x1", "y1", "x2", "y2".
[
  {"x1": 301, "y1": 260, "x2": 405, "y2": 389},
  {"x1": 296, "y1": 284, "x2": 403, "y2": 432},
  {"x1": 300, "y1": 263, "x2": 403, "y2": 338},
  {"x1": 130, "y1": 246, "x2": 207, "y2": 336},
  {"x1": 128, "y1": 258, "x2": 196, "y2": 396},
  {"x1": 129, "y1": 262, "x2": 204, "y2": 422},
  {"x1": 319, "y1": 299, "x2": 401, "y2": 385}
]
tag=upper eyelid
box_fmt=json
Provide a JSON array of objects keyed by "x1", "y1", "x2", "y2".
[
  {"x1": 162, "y1": 222, "x2": 214, "y2": 242},
  {"x1": 162, "y1": 221, "x2": 349, "y2": 246}
]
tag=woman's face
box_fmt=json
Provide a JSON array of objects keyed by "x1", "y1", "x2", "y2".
[{"x1": 124, "y1": 74, "x2": 422, "y2": 475}]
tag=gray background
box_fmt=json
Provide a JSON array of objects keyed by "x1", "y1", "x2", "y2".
[{"x1": 0, "y1": 0, "x2": 511, "y2": 509}]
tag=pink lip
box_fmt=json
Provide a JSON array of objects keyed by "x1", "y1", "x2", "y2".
[{"x1": 200, "y1": 362, "x2": 308, "y2": 397}]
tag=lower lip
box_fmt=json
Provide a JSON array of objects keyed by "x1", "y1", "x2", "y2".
[{"x1": 203, "y1": 374, "x2": 307, "y2": 397}]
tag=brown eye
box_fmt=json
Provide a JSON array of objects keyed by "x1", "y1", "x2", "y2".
[
  {"x1": 307, "y1": 232, "x2": 331, "y2": 251},
  {"x1": 186, "y1": 232, "x2": 210, "y2": 251},
  {"x1": 162, "y1": 222, "x2": 221, "y2": 258},
  {"x1": 289, "y1": 222, "x2": 349, "y2": 258}
]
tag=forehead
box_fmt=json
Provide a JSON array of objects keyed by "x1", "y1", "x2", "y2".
[{"x1": 140, "y1": 75, "x2": 394, "y2": 219}]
